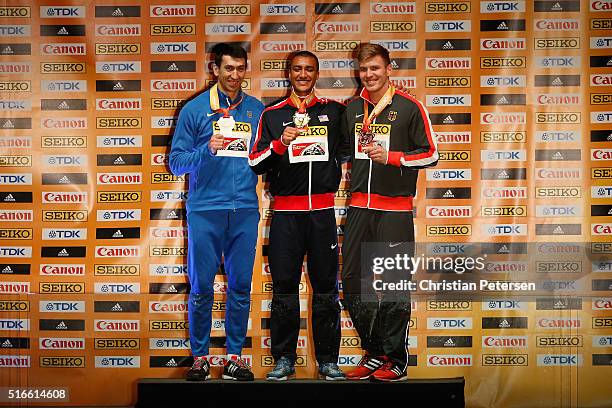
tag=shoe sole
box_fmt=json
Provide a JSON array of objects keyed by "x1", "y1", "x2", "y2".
[
  {"x1": 318, "y1": 374, "x2": 347, "y2": 381},
  {"x1": 266, "y1": 374, "x2": 296, "y2": 381},
  {"x1": 347, "y1": 375, "x2": 371, "y2": 380},
  {"x1": 222, "y1": 375, "x2": 254, "y2": 381},
  {"x1": 371, "y1": 376, "x2": 408, "y2": 382},
  {"x1": 186, "y1": 374, "x2": 211, "y2": 382}
]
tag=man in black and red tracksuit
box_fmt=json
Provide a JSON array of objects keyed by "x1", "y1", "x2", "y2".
[
  {"x1": 249, "y1": 51, "x2": 349, "y2": 380},
  {"x1": 342, "y1": 44, "x2": 438, "y2": 381}
]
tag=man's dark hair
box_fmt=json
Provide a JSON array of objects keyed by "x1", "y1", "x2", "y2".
[
  {"x1": 212, "y1": 43, "x2": 248, "y2": 68},
  {"x1": 288, "y1": 50, "x2": 319, "y2": 71}
]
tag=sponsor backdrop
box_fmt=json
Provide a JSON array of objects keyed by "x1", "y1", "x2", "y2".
[{"x1": 0, "y1": 0, "x2": 611, "y2": 406}]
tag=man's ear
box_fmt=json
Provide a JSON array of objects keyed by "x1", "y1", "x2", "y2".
[
  {"x1": 212, "y1": 64, "x2": 220, "y2": 78},
  {"x1": 386, "y1": 63, "x2": 392, "y2": 77}
]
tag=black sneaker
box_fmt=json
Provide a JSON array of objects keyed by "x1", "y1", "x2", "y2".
[
  {"x1": 223, "y1": 357, "x2": 254, "y2": 381},
  {"x1": 186, "y1": 357, "x2": 210, "y2": 381}
]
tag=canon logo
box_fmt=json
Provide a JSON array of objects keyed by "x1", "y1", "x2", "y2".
[
  {"x1": 537, "y1": 169, "x2": 581, "y2": 179},
  {"x1": 593, "y1": 149, "x2": 612, "y2": 160},
  {"x1": 426, "y1": 206, "x2": 471, "y2": 218},
  {"x1": 151, "y1": 154, "x2": 167, "y2": 165},
  {"x1": 538, "y1": 318, "x2": 581, "y2": 328},
  {"x1": 42, "y1": 192, "x2": 87, "y2": 203},
  {"x1": 97, "y1": 173, "x2": 142, "y2": 184},
  {"x1": 426, "y1": 57, "x2": 471, "y2": 69},
  {"x1": 96, "y1": 98, "x2": 141, "y2": 110},
  {"x1": 95, "y1": 320, "x2": 139, "y2": 331},
  {"x1": 40, "y1": 338, "x2": 84, "y2": 349},
  {"x1": 96, "y1": 246, "x2": 139, "y2": 257},
  {"x1": 428, "y1": 355, "x2": 472, "y2": 366},
  {"x1": 481, "y1": 113, "x2": 526, "y2": 124},
  {"x1": 315, "y1": 22, "x2": 360, "y2": 33},
  {"x1": 537, "y1": 94, "x2": 580, "y2": 105},
  {"x1": 149, "y1": 301, "x2": 188, "y2": 312},
  {"x1": 151, "y1": 5, "x2": 196, "y2": 16},
  {"x1": 594, "y1": 299, "x2": 612, "y2": 309},
  {"x1": 95, "y1": 24, "x2": 141, "y2": 36},
  {"x1": 151, "y1": 227, "x2": 187, "y2": 238},
  {"x1": 482, "y1": 187, "x2": 527, "y2": 199},
  {"x1": 41, "y1": 43, "x2": 85, "y2": 55},
  {"x1": 483, "y1": 336, "x2": 527, "y2": 348},
  {"x1": 40, "y1": 264, "x2": 85, "y2": 275},
  {"x1": 535, "y1": 19, "x2": 579, "y2": 30},
  {"x1": 481, "y1": 39, "x2": 526, "y2": 50},
  {"x1": 592, "y1": 74, "x2": 612, "y2": 86},
  {"x1": 42, "y1": 118, "x2": 86, "y2": 129},
  {"x1": 593, "y1": 224, "x2": 612, "y2": 235},
  {"x1": 260, "y1": 41, "x2": 305, "y2": 52},
  {"x1": 151, "y1": 79, "x2": 195, "y2": 91},
  {"x1": 592, "y1": 0, "x2": 612, "y2": 11},
  {"x1": 371, "y1": 2, "x2": 415, "y2": 14}
]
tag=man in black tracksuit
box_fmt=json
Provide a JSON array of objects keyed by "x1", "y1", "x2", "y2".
[
  {"x1": 249, "y1": 51, "x2": 349, "y2": 380},
  {"x1": 342, "y1": 44, "x2": 438, "y2": 381}
]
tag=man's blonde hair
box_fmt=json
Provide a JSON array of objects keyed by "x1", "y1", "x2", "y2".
[{"x1": 357, "y1": 43, "x2": 390, "y2": 66}]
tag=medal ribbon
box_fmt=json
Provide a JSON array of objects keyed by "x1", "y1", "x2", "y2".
[
  {"x1": 362, "y1": 84, "x2": 396, "y2": 134},
  {"x1": 209, "y1": 83, "x2": 244, "y2": 118},
  {"x1": 290, "y1": 89, "x2": 316, "y2": 114}
]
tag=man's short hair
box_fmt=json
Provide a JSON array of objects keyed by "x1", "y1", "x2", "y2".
[
  {"x1": 211, "y1": 43, "x2": 248, "y2": 68},
  {"x1": 288, "y1": 50, "x2": 319, "y2": 71},
  {"x1": 357, "y1": 43, "x2": 391, "y2": 67}
]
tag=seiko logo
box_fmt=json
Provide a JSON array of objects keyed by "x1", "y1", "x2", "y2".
[
  {"x1": 536, "y1": 113, "x2": 581, "y2": 124},
  {"x1": 535, "y1": 38, "x2": 580, "y2": 49},
  {"x1": 0, "y1": 301, "x2": 29, "y2": 311},
  {"x1": 150, "y1": 5, "x2": 196, "y2": 17},
  {"x1": 481, "y1": 206, "x2": 526, "y2": 217},
  {"x1": 42, "y1": 211, "x2": 87, "y2": 222},
  {"x1": 481, "y1": 131, "x2": 526, "y2": 143},
  {"x1": 40, "y1": 282, "x2": 84, "y2": 294},
  {"x1": 315, "y1": 41, "x2": 360, "y2": 52},
  {"x1": 95, "y1": 264, "x2": 140, "y2": 276},
  {"x1": 439, "y1": 150, "x2": 471, "y2": 161},
  {"x1": 97, "y1": 191, "x2": 141, "y2": 203},
  {"x1": 150, "y1": 42, "x2": 196, "y2": 54},
  {"x1": 426, "y1": 77, "x2": 470, "y2": 88},
  {"x1": 151, "y1": 24, "x2": 195, "y2": 36},
  {"x1": 536, "y1": 187, "x2": 581, "y2": 198},
  {"x1": 96, "y1": 24, "x2": 141, "y2": 36},
  {"x1": 592, "y1": 19, "x2": 612, "y2": 30},
  {"x1": 0, "y1": 81, "x2": 30, "y2": 92},
  {"x1": 426, "y1": 2, "x2": 471, "y2": 13},
  {"x1": 41, "y1": 6, "x2": 85, "y2": 18},
  {"x1": 426, "y1": 225, "x2": 471, "y2": 236},
  {"x1": 480, "y1": 57, "x2": 525, "y2": 69},
  {"x1": 593, "y1": 168, "x2": 612, "y2": 179},
  {"x1": 371, "y1": 39, "x2": 417, "y2": 51},
  {"x1": 0, "y1": 7, "x2": 30, "y2": 18},
  {"x1": 482, "y1": 354, "x2": 527, "y2": 366},
  {"x1": 41, "y1": 43, "x2": 85, "y2": 55},
  {"x1": 206, "y1": 5, "x2": 251, "y2": 15},
  {"x1": 96, "y1": 43, "x2": 140, "y2": 55},
  {"x1": 370, "y1": 21, "x2": 415, "y2": 33},
  {"x1": 538, "y1": 336, "x2": 583, "y2": 347},
  {"x1": 425, "y1": 20, "x2": 470, "y2": 32}
]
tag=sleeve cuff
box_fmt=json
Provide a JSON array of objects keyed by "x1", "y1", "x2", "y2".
[
  {"x1": 272, "y1": 139, "x2": 288, "y2": 155},
  {"x1": 387, "y1": 151, "x2": 402, "y2": 167}
]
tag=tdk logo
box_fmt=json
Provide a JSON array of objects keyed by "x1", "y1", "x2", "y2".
[
  {"x1": 426, "y1": 95, "x2": 471, "y2": 107},
  {"x1": 426, "y1": 169, "x2": 471, "y2": 180},
  {"x1": 205, "y1": 24, "x2": 251, "y2": 34},
  {"x1": 426, "y1": 21, "x2": 470, "y2": 32},
  {"x1": 428, "y1": 318, "x2": 472, "y2": 329},
  {"x1": 481, "y1": 75, "x2": 525, "y2": 87},
  {"x1": 95, "y1": 356, "x2": 140, "y2": 368},
  {"x1": 481, "y1": 2, "x2": 525, "y2": 13},
  {"x1": 0, "y1": 319, "x2": 29, "y2": 330},
  {"x1": 536, "y1": 56, "x2": 578, "y2": 68},
  {"x1": 41, "y1": 6, "x2": 85, "y2": 17},
  {"x1": 42, "y1": 80, "x2": 86, "y2": 92},
  {"x1": 151, "y1": 42, "x2": 195, "y2": 54},
  {"x1": 537, "y1": 354, "x2": 582, "y2": 366},
  {"x1": 40, "y1": 301, "x2": 83, "y2": 312},
  {"x1": 95, "y1": 283, "x2": 139, "y2": 294},
  {"x1": 96, "y1": 210, "x2": 141, "y2": 221},
  {"x1": 96, "y1": 62, "x2": 140, "y2": 73},
  {"x1": 97, "y1": 136, "x2": 141, "y2": 147},
  {"x1": 371, "y1": 40, "x2": 416, "y2": 51}
]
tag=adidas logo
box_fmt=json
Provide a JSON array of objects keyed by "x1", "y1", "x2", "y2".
[
  {"x1": 57, "y1": 101, "x2": 70, "y2": 110},
  {"x1": 57, "y1": 26, "x2": 69, "y2": 35},
  {"x1": 3, "y1": 194, "x2": 15, "y2": 202},
  {"x1": 443, "y1": 115, "x2": 454, "y2": 124},
  {"x1": 607, "y1": 134, "x2": 612, "y2": 140},
  {"x1": 3, "y1": 120, "x2": 14, "y2": 128},
  {"x1": 498, "y1": 245, "x2": 509, "y2": 253},
  {"x1": 607, "y1": 59, "x2": 612, "y2": 67},
  {"x1": 166, "y1": 285, "x2": 178, "y2": 293},
  {"x1": 58, "y1": 248, "x2": 69, "y2": 257},
  {"x1": 332, "y1": 5, "x2": 343, "y2": 13},
  {"x1": 59, "y1": 176, "x2": 70, "y2": 184},
  {"x1": 391, "y1": 60, "x2": 399, "y2": 69},
  {"x1": 114, "y1": 156, "x2": 126, "y2": 165},
  {"x1": 166, "y1": 358, "x2": 178, "y2": 367},
  {"x1": 167, "y1": 210, "x2": 177, "y2": 219},
  {"x1": 112, "y1": 230, "x2": 124, "y2": 238},
  {"x1": 111, "y1": 303, "x2": 123, "y2": 312},
  {"x1": 444, "y1": 338, "x2": 455, "y2": 347},
  {"x1": 608, "y1": 209, "x2": 612, "y2": 215},
  {"x1": 499, "y1": 319, "x2": 511, "y2": 328},
  {"x1": 276, "y1": 24, "x2": 288, "y2": 33},
  {"x1": 554, "y1": 300, "x2": 566, "y2": 309},
  {"x1": 552, "y1": 152, "x2": 564, "y2": 160},
  {"x1": 497, "y1": 22, "x2": 509, "y2": 30},
  {"x1": 2, "y1": 46, "x2": 13, "y2": 54},
  {"x1": 167, "y1": 63, "x2": 179, "y2": 72},
  {"x1": 56, "y1": 321, "x2": 68, "y2": 330},
  {"x1": 113, "y1": 82, "x2": 124, "y2": 91},
  {"x1": 332, "y1": 80, "x2": 344, "y2": 88},
  {"x1": 498, "y1": 170, "x2": 509, "y2": 179},
  {"x1": 443, "y1": 189, "x2": 455, "y2": 198},
  {"x1": 442, "y1": 41, "x2": 454, "y2": 50},
  {"x1": 551, "y1": 2, "x2": 563, "y2": 11},
  {"x1": 497, "y1": 96, "x2": 509, "y2": 105},
  {"x1": 1, "y1": 339, "x2": 12, "y2": 347},
  {"x1": 553, "y1": 225, "x2": 564, "y2": 234},
  {"x1": 2, "y1": 266, "x2": 13, "y2": 273},
  {"x1": 552, "y1": 77, "x2": 563, "y2": 86},
  {"x1": 112, "y1": 8, "x2": 124, "y2": 17}
]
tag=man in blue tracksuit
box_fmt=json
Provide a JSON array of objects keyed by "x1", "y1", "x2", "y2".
[{"x1": 169, "y1": 43, "x2": 264, "y2": 381}]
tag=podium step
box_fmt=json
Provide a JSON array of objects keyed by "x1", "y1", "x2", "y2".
[{"x1": 136, "y1": 377, "x2": 465, "y2": 407}]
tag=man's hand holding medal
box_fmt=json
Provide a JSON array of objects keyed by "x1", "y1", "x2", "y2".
[{"x1": 359, "y1": 85, "x2": 395, "y2": 164}]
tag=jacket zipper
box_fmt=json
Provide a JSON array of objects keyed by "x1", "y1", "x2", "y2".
[{"x1": 308, "y1": 162, "x2": 313, "y2": 210}]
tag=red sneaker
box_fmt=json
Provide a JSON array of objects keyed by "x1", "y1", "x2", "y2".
[
  {"x1": 345, "y1": 354, "x2": 385, "y2": 380},
  {"x1": 371, "y1": 359, "x2": 407, "y2": 382}
]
